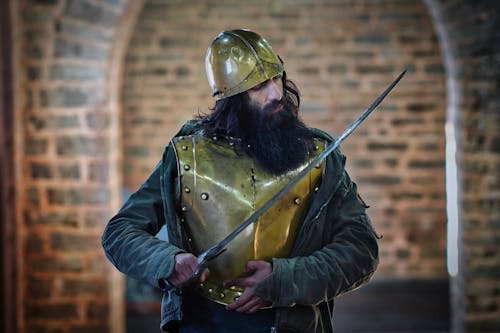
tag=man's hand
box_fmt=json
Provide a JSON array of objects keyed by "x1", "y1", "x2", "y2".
[
  {"x1": 225, "y1": 260, "x2": 272, "y2": 313},
  {"x1": 168, "y1": 253, "x2": 209, "y2": 287}
]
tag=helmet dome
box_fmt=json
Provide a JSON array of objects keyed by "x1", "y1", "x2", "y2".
[{"x1": 205, "y1": 29, "x2": 284, "y2": 100}]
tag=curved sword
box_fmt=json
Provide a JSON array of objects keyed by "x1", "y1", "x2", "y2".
[{"x1": 177, "y1": 69, "x2": 407, "y2": 288}]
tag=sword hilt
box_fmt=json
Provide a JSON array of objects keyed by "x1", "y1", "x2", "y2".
[{"x1": 177, "y1": 245, "x2": 226, "y2": 288}]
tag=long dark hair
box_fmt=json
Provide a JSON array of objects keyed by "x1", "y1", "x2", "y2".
[{"x1": 197, "y1": 71, "x2": 301, "y2": 137}]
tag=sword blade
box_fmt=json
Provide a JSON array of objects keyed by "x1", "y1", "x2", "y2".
[{"x1": 183, "y1": 70, "x2": 407, "y2": 285}]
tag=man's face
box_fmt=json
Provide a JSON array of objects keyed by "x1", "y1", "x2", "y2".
[{"x1": 247, "y1": 75, "x2": 283, "y2": 115}]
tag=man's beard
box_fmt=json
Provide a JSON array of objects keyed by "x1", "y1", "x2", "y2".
[{"x1": 240, "y1": 100, "x2": 314, "y2": 175}]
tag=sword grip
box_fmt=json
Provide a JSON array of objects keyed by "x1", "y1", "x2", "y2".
[
  {"x1": 177, "y1": 260, "x2": 209, "y2": 289},
  {"x1": 176, "y1": 246, "x2": 226, "y2": 289}
]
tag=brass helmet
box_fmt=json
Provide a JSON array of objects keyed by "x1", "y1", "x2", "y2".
[{"x1": 205, "y1": 29, "x2": 284, "y2": 100}]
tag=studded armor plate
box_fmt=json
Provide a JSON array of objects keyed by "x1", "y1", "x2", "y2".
[{"x1": 172, "y1": 134, "x2": 325, "y2": 306}]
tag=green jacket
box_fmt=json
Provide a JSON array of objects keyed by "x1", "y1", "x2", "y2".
[{"x1": 102, "y1": 120, "x2": 379, "y2": 332}]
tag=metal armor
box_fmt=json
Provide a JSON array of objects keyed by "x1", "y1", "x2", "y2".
[
  {"x1": 172, "y1": 134, "x2": 325, "y2": 306},
  {"x1": 205, "y1": 29, "x2": 284, "y2": 100}
]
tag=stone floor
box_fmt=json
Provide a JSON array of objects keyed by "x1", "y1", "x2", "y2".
[
  {"x1": 332, "y1": 278, "x2": 450, "y2": 333},
  {"x1": 127, "y1": 278, "x2": 450, "y2": 333}
]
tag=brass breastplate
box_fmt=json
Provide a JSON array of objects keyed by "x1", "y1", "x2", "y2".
[{"x1": 172, "y1": 134, "x2": 325, "y2": 305}]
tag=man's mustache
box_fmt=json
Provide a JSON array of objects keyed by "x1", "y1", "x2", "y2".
[{"x1": 261, "y1": 100, "x2": 284, "y2": 116}]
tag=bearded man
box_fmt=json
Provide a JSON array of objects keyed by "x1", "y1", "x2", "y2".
[{"x1": 102, "y1": 29, "x2": 379, "y2": 333}]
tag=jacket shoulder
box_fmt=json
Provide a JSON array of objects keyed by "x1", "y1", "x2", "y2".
[
  {"x1": 175, "y1": 119, "x2": 200, "y2": 137},
  {"x1": 310, "y1": 128, "x2": 345, "y2": 166},
  {"x1": 310, "y1": 127, "x2": 334, "y2": 142},
  {"x1": 159, "y1": 120, "x2": 200, "y2": 163}
]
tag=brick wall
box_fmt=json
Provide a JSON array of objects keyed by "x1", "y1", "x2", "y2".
[
  {"x1": 9, "y1": 0, "x2": 500, "y2": 332},
  {"x1": 13, "y1": 0, "x2": 138, "y2": 332},
  {"x1": 122, "y1": 0, "x2": 447, "y2": 277}
]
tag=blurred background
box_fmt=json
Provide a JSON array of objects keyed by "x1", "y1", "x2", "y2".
[{"x1": 0, "y1": 0, "x2": 498, "y2": 332}]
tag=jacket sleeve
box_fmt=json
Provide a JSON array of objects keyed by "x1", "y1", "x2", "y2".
[
  {"x1": 101, "y1": 148, "x2": 184, "y2": 289},
  {"x1": 254, "y1": 170, "x2": 379, "y2": 307}
]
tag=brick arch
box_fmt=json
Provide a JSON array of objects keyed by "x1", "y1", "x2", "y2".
[
  {"x1": 13, "y1": 0, "x2": 145, "y2": 332},
  {"x1": 423, "y1": 1, "x2": 500, "y2": 332}
]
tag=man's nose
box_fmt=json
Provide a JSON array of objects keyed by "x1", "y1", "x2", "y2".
[{"x1": 265, "y1": 80, "x2": 282, "y2": 102}]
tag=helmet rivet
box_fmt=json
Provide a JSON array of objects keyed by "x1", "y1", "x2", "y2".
[
  {"x1": 315, "y1": 164, "x2": 321, "y2": 169},
  {"x1": 208, "y1": 288, "x2": 213, "y2": 293},
  {"x1": 200, "y1": 193, "x2": 209, "y2": 200},
  {"x1": 184, "y1": 186, "x2": 191, "y2": 193},
  {"x1": 314, "y1": 186, "x2": 320, "y2": 192},
  {"x1": 184, "y1": 164, "x2": 191, "y2": 171},
  {"x1": 181, "y1": 145, "x2": 188, "y2": 151},
  {"x1": 220, "y1": 293, "x2": 225, "y2": 298},
  {"x1": 294, "y1": 197, "x2": 301, "y2": 205},
  {"x1": 181, "y1": 205, "x2": 188, "y2": 212},
  {"x1": 213, "y1": 136, "x2": 217, "y2": 141}
]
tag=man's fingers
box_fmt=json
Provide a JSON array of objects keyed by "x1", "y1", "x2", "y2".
[
  {"x1": 247, "y1": 303, "x2": 263, "y2": 314},
  {"x1": 234, "y1": 296, "x2": 261, "y2": 313},
  {"x1": 224, "y1": 260, "x2": 273, "y2": 313},
  {"x1": 169, "y1": 253, "x2": 202, "y2": 286},
  {"x1": 181, "y1": 255, "x2": 199, "y2": 272},
  {"x1": 244, "y1": 260, "x2": 261, "y2": 272},
  {"x1": 224, "y1": 277, "x2": 254, "y2": 288},
  {"x1": 200, "y1": 268, "x2": 210, "y2": 282},
  {"x1": 226, "y1": 290, "x2": 252, "y2": 310}
]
